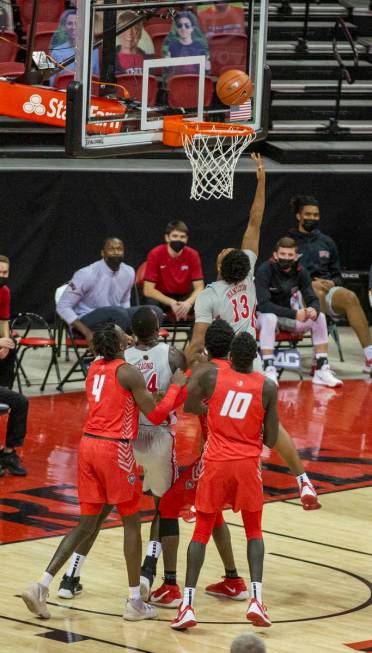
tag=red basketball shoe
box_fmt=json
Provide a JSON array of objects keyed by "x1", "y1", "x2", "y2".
[
  {"x1": 205, "y1": 576, "x2": 248, "y2": 600},
  {"x1": 150, "y1": 583, "x2": 182, "y2": 608},
  {"x1": 246, "y1": 598, "x2": 271, "y2": 627},
  {"x1": 170, "y1": 605, "x2": 197, "y2": 630},
  {"x1": 300, "y1": 481, "x2": 321, "y2": 510}
]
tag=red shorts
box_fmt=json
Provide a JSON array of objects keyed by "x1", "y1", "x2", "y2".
[
  {"x1": 78, "y1": 437, "x2": 141, "y2": 515},
  {"x1": 159, "y1": 457, "x2": 203, "y2": 519},
  {"x1": 196, "y1": 456, "x2": 263, "y2": 514}
]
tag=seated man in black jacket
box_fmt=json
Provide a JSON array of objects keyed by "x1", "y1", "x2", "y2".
[
  {"x1": 289, "y1": 195, "x2": 372, "y2": 375},
  {"x1": 255, "y1": 237, "x2": 342, "y2": 387}
]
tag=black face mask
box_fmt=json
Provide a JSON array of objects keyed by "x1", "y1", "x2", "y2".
[
  {"x1": 105, "y1": 255, "x2": 123, "y2": 271},
  {"x1": 0, "y1": 277, "x2": 8, "y2": 287},
  {"x1": 277, "y1": 258, "x2": 296, "y2": 272},
  {"x1": 302, "y1": 219, "x2": 318, "y2": 233},
  {"x1": 169, "y1": 240, "x2": 186, "y2": 254}
]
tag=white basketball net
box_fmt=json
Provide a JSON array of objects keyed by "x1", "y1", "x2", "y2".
[{"x1": 182, "y1": 128, "x2": 256, "y2": 201}]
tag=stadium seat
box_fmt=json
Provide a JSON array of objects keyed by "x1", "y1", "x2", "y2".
[
  {"x1": 0, "y1": 31, "x2": 18, "y2": 62},
  {"x1": 32, "y1": 29, "x2": 54, "y2": 54},
  {"x1": 17, "y1": 0, "x2": 64, "y2": 32},
  {"x1": 149, "y1": 30, "x2": 170, "y2": 59},
  {"x1": 116, "y1": 73, "x2": 158, "y2": 104},
  {"x1": 11, "y1": 313, "x2": 62, "y2": 393},
  {"x1": 167, "y1": 74, "x2": 213, "y2": 109},
  {"x1": 0, "y1": 62, "x2": 25, "y2": 77},
  {"x1": 53, "y1": 72, "x2": 100, "y2": 95},
  {"x1": 208, "y1": 33, "x2": 248, "y2": 76}
]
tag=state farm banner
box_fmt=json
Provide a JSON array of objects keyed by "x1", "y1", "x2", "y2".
[{"x1": 0, "y1": 80, "x2": 125, "y2": 134}]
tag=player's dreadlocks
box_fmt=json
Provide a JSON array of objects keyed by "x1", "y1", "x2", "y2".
[
  {"x1": 230, "y1": 332, "x2": 257, "y2": 372},
  {"x1": 131, "y1": 307, "x2": 159, "y2": 340},
  {"x1": 290, "y1": 195, "x2": 319, "y2": 214},
  {"x1": 92, "y1": 322, "x2": 121, "y2": 361},
  {"x1": 220, "y1": 250, "x2": 251, "y2": 285},
  {"x1": 205, "y1": 319, "x2": 234, "y2": 359}
]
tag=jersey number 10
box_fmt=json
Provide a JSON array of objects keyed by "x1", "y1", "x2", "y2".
[{"x1": 220, "y1": 390, "x2": 253, "y2": 419}]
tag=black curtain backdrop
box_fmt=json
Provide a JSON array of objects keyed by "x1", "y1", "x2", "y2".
[{"x1": 0, "y1": 169, "x2": 371, "y2": 322}]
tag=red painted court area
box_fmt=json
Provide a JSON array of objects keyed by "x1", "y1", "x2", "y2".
[{"x1": 0, "y1": 379, "x2": 371, "y2": 544}]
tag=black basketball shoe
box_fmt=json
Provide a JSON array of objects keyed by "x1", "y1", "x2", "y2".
[
  {"x1": 0, "y1": 449, "x2": 27, "y2": 475},
  {"x1": 58, "y1": 574, "x2": 83, "y2": 599}
]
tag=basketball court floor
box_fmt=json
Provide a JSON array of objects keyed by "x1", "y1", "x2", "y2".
[{"x1": 1, "y1": 329, "x2": 371, "y2": 652}]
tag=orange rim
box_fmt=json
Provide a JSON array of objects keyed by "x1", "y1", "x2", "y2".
[{"x1": 162, "y1": 115, "x2": 254, "y2": 147}]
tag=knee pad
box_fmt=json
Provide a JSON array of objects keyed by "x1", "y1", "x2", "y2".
[{"x1": 159, "y1": 517, "x2": 179, "y2": 539}]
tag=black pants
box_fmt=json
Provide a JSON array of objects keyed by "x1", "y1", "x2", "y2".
[
  {"x1": 0, "y1": 347, "x2": 16, "y2": 389},
  {"x1": 0, "y1": 386, "x2": 28, "y2": 448},
  {"x1": 80, "y1": 305, "x2": 164, "y2": 333}
]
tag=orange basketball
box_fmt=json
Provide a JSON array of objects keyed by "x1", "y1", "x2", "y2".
[{"x1": 216, "y1": 69, "x2": 253, "y2": 106}]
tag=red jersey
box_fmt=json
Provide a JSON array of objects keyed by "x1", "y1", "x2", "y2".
[
  {"x1": 0, "y1": 285, "x2": 10, "y2": 320},
  {"x1": 145, "y1": 244, "x2": 203, "y2": 296},
  {"x1": 205, "y1": 367, "x2": 265, "y2": 461},
  {"x1": 84, "y1": 358, "x2": 139, "y2": 440}
]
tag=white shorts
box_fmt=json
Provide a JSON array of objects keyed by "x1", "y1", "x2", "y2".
[
  {"x1": 325, "y1": 286, "x2": 344, "y2": 319},
  {"x1": 133, "y1": 425, "x2": 178, "y2": 498}
]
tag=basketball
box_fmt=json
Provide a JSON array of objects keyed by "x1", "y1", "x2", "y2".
[{"x1": 216, "y1": 69, "x2": 253, "y2": 106}]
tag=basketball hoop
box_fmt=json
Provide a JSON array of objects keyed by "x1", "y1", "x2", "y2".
[{"x1": 163, "y1": 116, "x2": 256, "y2": 201}]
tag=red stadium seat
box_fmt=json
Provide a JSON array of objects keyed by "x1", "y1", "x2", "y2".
[
  {"x1": 0, "y1": 62, "x2": 25, "y2": 77},
  {"x1": 0, "y1": 31, "x2": 18, "y2": 62},
  {"x1": 150, "y1": 30, "x2": 170, "y2": 59},
  {"x1": 167, "y1": 74, "x2": 213, "y2": 109},
  {"x1": 208, "y1": 33, "x2": 248, "y2": 76},
  {"x1": 17, "y1": 0, "x2": 64, "y2": 31},
  {"x1": 116, "y1": 73, "x2": 158, "y2": 105},
  {"x1": 33, "y1": 29, "x2": 54, "y2": 54},
  {"x1": 53, "y1": 72, "x2": 100, "y2": 95}
]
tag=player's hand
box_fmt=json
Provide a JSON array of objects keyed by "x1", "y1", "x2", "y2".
[
  {"x1": 251, "y1": 153, "x2": 265, "y2": 181},
  {"x1": 305, "y1": 307, "x2": 317, "y2": 321},
  {"x1": 296, "y1": 308, "x2": 307, "y2": 322},
  {"x1": 153, "y1": 390, "x2": 165, "y2": 404},
  {"x1": 0, "y1": 337, "x2": 15, "y2": 350},
  {"x1": 171, "y1": 368, "x2": 187, "y2": 387},
  {"x1": 0, "y1": 347, "x2": 10, "y2": 360}
]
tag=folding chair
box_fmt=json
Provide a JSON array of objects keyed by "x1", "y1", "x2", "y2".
[
  {"x1": 11, "y1": 313, "x2": 62, "y2": 392},
  {"x1": 327, "y1": 317, "x2": 344, "y2": 362},
  {"x1": 56, "y1": 323, "x2": 92, "y2": 392}
]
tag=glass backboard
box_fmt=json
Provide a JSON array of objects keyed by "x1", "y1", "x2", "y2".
[{"x1": 65, "y1": 0, "x2": 270, "y2": 156}]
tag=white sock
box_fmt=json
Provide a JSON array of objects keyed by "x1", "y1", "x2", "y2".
[
  {"x1": 363, "y1": 345, "x2": 372, "y2": 361},
  {"x1": 40, "y1": 572, "x2": 53, "y2": 588},
  {"x1": 181, "y1": 587, "x2": 195, "y2": 609},
  {"x1": 296, "y1": 472, "x2": 310, "y2": 489},
  {"x1": 128, "y1": 586, "x2": 141, "y2": 601},
  {"x1": 66, "y1": 553, "x2": 86, "y2": 578},
  {"x1": 146, "y1": 540, "x2": 162, "y2": 559},
  {"x1": 250, "y1": 582, "x2": 262, "y2": 604}
]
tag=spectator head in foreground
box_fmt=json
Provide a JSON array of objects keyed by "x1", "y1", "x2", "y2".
[{"x1": 230, "y1": 632, "x2": 267, "y2": 653}]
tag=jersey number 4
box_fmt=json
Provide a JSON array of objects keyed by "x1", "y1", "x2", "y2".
[
  {"x1": 92, "y1": 374, "x2": 105, "y2": 402},
  {"x1": 146, "y1": 372, "x2": 158, "y2": 393},
  {"x1": 220, "y1": 390, "x2": 253, "y2": 420}
]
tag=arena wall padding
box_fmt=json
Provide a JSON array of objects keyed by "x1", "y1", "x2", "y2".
[{"x1": 0, "y1": 169, "x2": 371, "y2": 322}]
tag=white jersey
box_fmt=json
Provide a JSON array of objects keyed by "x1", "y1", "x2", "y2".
[
  {"x1": 125, "y1": 342, "x2": 173, "y2": 427},
  {"x1": 194, "y1": 249, "x2": 257, "y2": 338}
]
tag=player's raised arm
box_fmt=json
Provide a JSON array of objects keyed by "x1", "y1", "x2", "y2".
[
  {"x1": 241, "y1": 153, "x2": 266, "y2": 257},
  {"x1": 262, "y1": 378, "x2": 279, "y2": 448},
  {"x1": 184, "y1": 364, "x2": 216, "y2": 415},
  {"x1": 118, "y1": 363, "x2": 186, "y2": 425}
]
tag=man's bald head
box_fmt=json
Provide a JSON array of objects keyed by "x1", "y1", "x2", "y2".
[{"x1": 230, "y1": 633, "x2": 267, "y2": 653}]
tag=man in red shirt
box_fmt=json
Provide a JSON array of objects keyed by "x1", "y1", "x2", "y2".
[
  {"x1": 22, "y1": 323, "x2": 186, "y2": 622},
  {"x1": 0, "y1": 255, "x2": 28, "y2": 477},
  {"x1": 143, "y1": 220, "x2": 204, "y2": 321},
  {"x1": 171, "y1": 331, "x2": 278, "y2": 631}
]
